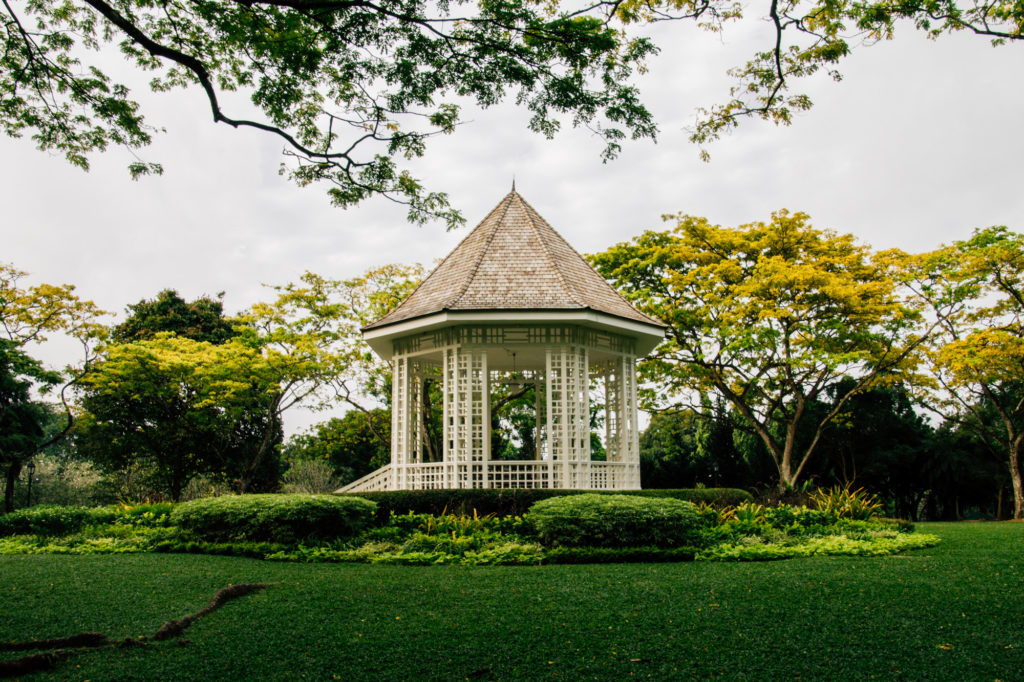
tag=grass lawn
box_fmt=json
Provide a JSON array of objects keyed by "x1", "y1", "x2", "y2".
[{"x1": 2, "y1": 522, "x2": 1021, "y2": 681}]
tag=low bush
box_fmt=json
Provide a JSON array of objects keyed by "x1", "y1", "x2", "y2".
[
  {"x1": 0, "y1": 505, "x2": 117, "y2": 537},
  {"x1": 169, "y1": 494, "x2": 376, "y2": 543},
  {"x1": 545, "y1": 546, "x2": 698, "y2": 564},
  {"x1": 809, "y1": 485, "x2": 884, "y2": 520},
  {"x1": 113, "y1": 501, "x2": 176, "y2": 527},
  {"x1": 343, "y1": 488, "x2": 751, "y2": 522},
  {"x1": 526, "y1": 494, "x2": 703, "y2": 548},
  {"x1": 151, "y1": 539, "x2": 288, "y2": 559}
]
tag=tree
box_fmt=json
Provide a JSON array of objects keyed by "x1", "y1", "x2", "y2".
[
  {"x1": 75, "y1": 333, "x2": 275, "y2": 500},
  {"x1": 1, "y1": 0, "x2": 656, "y2": 225},
  {"x1": 76, "y1": 289, "x2": 281, "y2": 499},
  {"x1": 904, "y1": 227, "x2": 1024, "y2": 518},
  {"x1": 0, "y1": 340, "x2": 52, "y2": 511},
  {"x1": 640, "y1": 397, "x2": 766, "y2": 489},
  {"x1": 590, "y1": 210, "x2": 923, "y2": 490},
  {"x1": 117, "y1": 289, "x2": 283, "y2": 490},
  {"x1": 228, "y1": 263, "x2": 424, "y2": 490},
  {"x1": 812, "y1": 378, "x2": 937, "y2": 519},
  {"x1": 0, "y1": 263, "x2": 105, "y2": 512},
  {"x1": 282, "y1": 409, "x2": 391, "y2": 486},
  {"x1": 609, "y1": 0, "x2": 1022, "y2": 158},
  {"x1": 4, "y1": 1, "x2": 1019, "y2": 213},
  {"x1": 112, "y1": 289, "x2": 236, "y2": 344}
]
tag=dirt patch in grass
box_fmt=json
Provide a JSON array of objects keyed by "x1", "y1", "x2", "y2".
[{"x1": 0, "y1": 583, "x2": 270, "y2": 678}]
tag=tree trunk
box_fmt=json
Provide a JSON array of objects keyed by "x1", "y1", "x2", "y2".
[
  {"x1": 4, "y1": 461, "x2": 22, "y2": 513},
  {"x1": 239, "y1": 408, "x2": 280, "y2": 494},
  {"x1": 1010, "y1": 440, "x2": 1024, "y2": 520}
]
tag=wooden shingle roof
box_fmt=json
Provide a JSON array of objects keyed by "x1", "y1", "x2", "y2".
[{"x1": 364, "y1": 190, "x2": 665, "y2": 331}]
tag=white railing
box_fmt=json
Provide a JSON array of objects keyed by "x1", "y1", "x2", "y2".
[
  {"x1": 488, "y1": 461, "x2": 552, "y2": 489},
  {"x1": 338, "y1": 460, "x2": 640, "y2": 493},
  {"x1": 336, "y1": 465, "x2": 392, "y2": 493}
]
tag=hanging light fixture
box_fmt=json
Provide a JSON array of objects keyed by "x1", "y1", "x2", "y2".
[{"x1": 508, "y1": 351, "x2": 522, "y2": 393}]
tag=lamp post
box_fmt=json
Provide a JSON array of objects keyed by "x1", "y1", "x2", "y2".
[{"x1": 26, "y1": 460, "x2": 35, "y2": 508}]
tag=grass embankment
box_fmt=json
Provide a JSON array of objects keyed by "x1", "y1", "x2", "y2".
[{"x1": 1, "y1": 522, "x2": 1021, "y2": 681}]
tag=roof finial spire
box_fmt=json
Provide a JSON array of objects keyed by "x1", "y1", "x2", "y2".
[{"x1": 511, "y1": 176, "x2": 516, "y2": 193}]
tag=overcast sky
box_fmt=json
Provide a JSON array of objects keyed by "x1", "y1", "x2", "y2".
[{"x1": 2, "y1": 17, "x2": 1022, "y2": 433}]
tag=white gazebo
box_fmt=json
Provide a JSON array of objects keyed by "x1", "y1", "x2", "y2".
[{"x1": 340, "y1": 189, "x2": 665, "y2": 492}]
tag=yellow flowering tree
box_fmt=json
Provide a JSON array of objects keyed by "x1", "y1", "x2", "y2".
[
  {"x1": 905, "y1": 227, "x2": 1024, "y2": 518},
  {"x1": 0, "y1": 263, "x2": 106, "y2": 511},
  {"x1": 77, "y1": 264, "x2": 423, "y2": 498},
  {"x1": 228, "y1": 263, "x2": 425, "y2": 491},
  {"x1": 590, "y1": 210, "x2": 922, "y2": 490},
  {"x1": 76, "y1": 334, "x2": 265, "y2": 500}
]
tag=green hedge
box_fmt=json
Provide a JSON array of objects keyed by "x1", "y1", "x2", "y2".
[
  {"x1": 545, "y1": 546, "x2": 698, "y2": 564},
  {"x1": 526, "y1": 494, "x2": 704, "y2": 548},
  {"x1": 169, "y1": 494, "x2": 376, "y2": 543},
  {"x1": 341, "y1": 488, "x2": 750, "y2": 522},
  {"x1": 0, "y1": 505, "x2": 117, "y2": 537}
]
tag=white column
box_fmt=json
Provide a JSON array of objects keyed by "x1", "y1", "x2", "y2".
[
  {"x1": 545, "y1": 346, "x2": 590, "y2": 488},
  {"x1": 443, "y1": 347, "x2": 455, "y2": 488},
  {"x1": 390, "y1": 355, "x2": 409, "y2": 490},
  {"x1": 604, "y1": 359, "x2": 621, "y2": 463},
  {"x1": 620, "y1": 354, "x2": 640, "y2": 489},
  {"x1": 443, "y1": 346, "x2": 489, "y2": 488}
]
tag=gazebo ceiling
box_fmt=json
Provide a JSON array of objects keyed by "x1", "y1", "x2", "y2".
[{"x1": 363, "y1": 190, "x2": 665, "y2": 358}]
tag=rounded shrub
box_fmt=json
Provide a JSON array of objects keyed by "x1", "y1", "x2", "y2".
[
  {"x1": 170, "y1": 494, "x2": 377, "y2": 544},
  {"x1": 0, "y1": 505, "x2": 118, "y2": 537},
  {"x1": 345, "y1": 487, "x2": 751, "y2": 522},
  {"x1": 525, "y1": 494, "x2": 703, "y2": 548}
]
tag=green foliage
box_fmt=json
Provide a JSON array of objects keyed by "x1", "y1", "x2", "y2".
[
  {"x1": 280, "y1": 459, "x2": 342, "y2": 494},
  {"x1": 0, "y1": 498, "x2": 935, "y2": 566},
  {"x1": 169, "y1": 494, "x2": 376, "y2": 543},
  {"x1": 810, "y1": 485, "x2": 884, "y2": 520},
  {"x1": 696, "y1": 531, "x2": 940, "y2": 561},
  {"x1": 343, "y1": 487, "x2": 751, "y2": 522},
  {"x1": 591, "y1": 211, "x2": 920, "y2": 489},
  {"x1": 113, "y1": 501, "x2": 176, "y2": 527},
  {"x1": 151, "y1": 539, "x2": 288, "y2": 559},
  {"x1": 76, "y1": 289, "x2": 283, "y2": 499},
  {"x1": 640, "y1": 403, "x2": 767, "y2": 489},
  {"x1": 0, "y1": 501, "x2": 176, "y2": 537},
  {"x1": 266, "y1": 540, "x2": 546, "y2": 566},
  {"x1": 526, "y1": 494, "x2": 703, "y2": 548},
  {"x1": 112, "y1": 290, "x2": 237, "y2": 344},
  {"x1": 0, "y1": 0, "x2": 656, "y2": 225},
  {"x1": 283, "y1": 409, "x2": 390, "y2": 486},
  {"x1": 544, "y1": 546, "x2": 698, "y2": 564},
  {"x1": 0, "y1": 523, "x2": 1018, "y2": 681},
  {"x1": 0, "y1": 504, "x2": 116, "y2": 536}
]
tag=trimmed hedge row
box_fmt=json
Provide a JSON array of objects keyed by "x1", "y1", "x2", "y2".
[
  {"x1": 527, "y1": 494, "x2": 703, "y2": 548},
  {"x1": 170, "y1": 494, "x2": 376, "y2": 543},
  {"x1": 340, "y1": 488, "x2": 751, "y2": 522},
  {"x1": 0, "y1": 505, "x2": 117, "y2": 537}
]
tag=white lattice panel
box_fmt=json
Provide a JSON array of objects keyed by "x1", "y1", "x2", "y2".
[
  {"x1": 443, "y1": 347, "x2": 489, "y2": 488},
  {"x1": 546, "y1": 346, "x2": 590, "y2": 488}
]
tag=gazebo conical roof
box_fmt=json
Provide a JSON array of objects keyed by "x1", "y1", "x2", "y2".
[{"x1": 364, "y1": 190, "x2": 664, "y2": 339}]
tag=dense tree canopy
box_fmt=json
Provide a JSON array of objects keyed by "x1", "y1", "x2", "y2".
[
  {"x1": 283, "y1": 408, "x2": 391, "y2": 487},
  {"x1": 112, "y1": 289, "x2": 236, "y2": 344},
  {"x1": 76, "y1": 290, "x2": 282, "y2": 500},
  {"x1": 0, "y1": 0, "x2": 657, "y2": 225},
  {"x1": 903, "y1": 226, "x2": 1024, "y2": 518},
  {"x1": 613, "y1": 0, "x2": 1022, "y2": 156},
  {"x1": 0, "y1": 263, "x2": 105, "y2": 511},
  {"x1": 591, "y1": 210, "x2": 923, "y2": 489},
  {"x1": 3, "y1": 1, "x2": 1018, "y2": 218}
]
